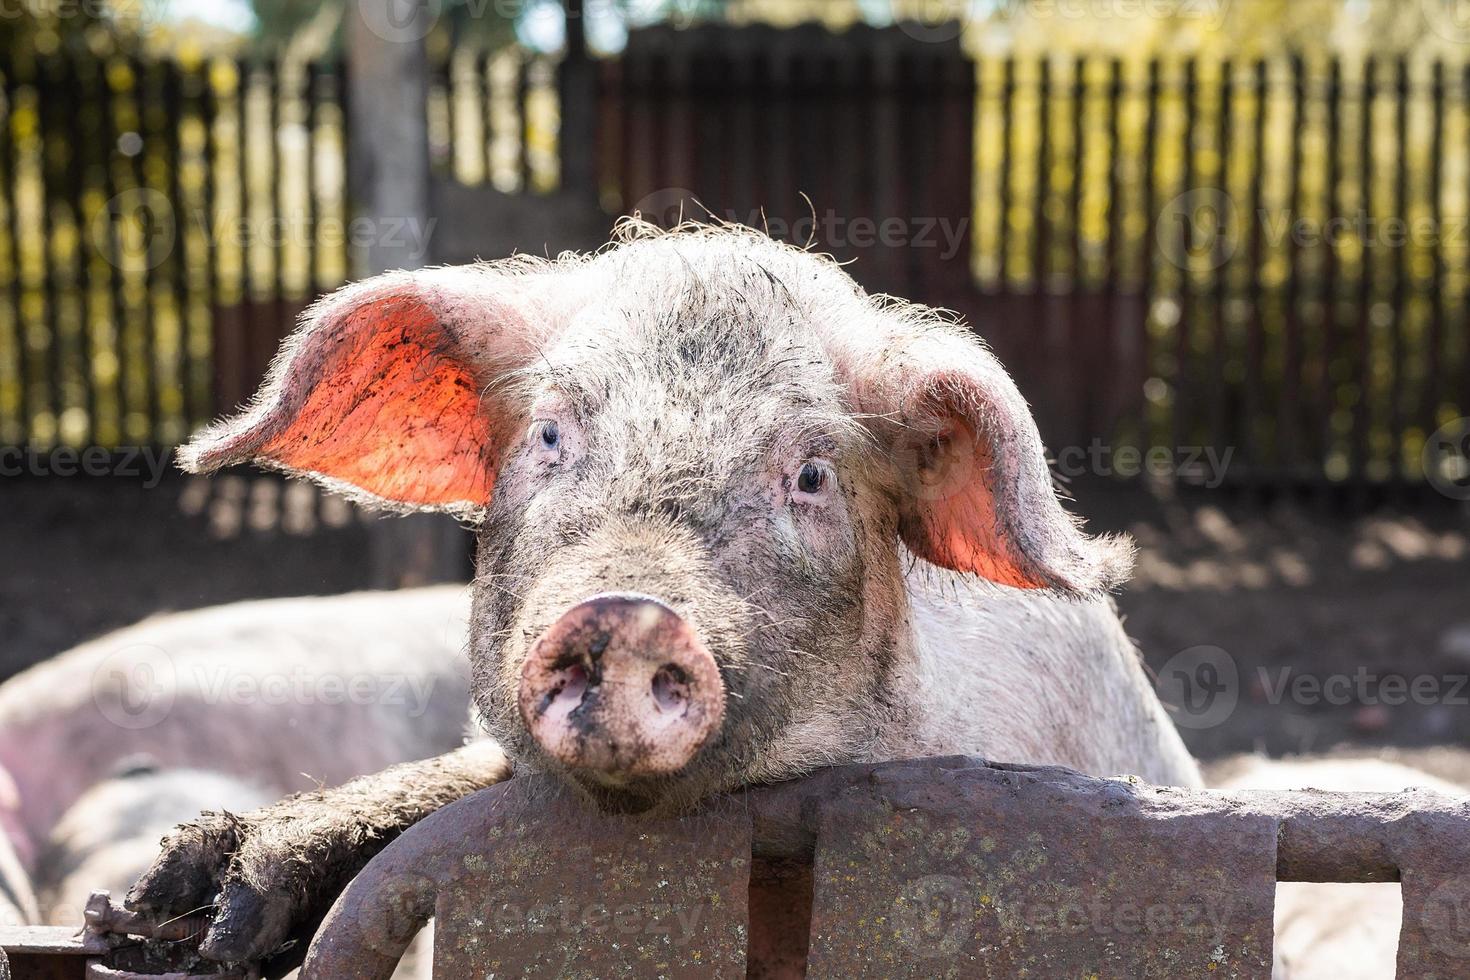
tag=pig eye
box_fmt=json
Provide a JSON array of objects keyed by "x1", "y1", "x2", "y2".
[
  {"x1": 792, "y1": 459, "x2": 834, "y2": 502},
  {"x1": 530, "y1": 420, "x2": 563, "y2": 461}
]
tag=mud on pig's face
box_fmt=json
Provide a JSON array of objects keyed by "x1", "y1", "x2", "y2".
[{"x1": 177, "y1": 223, "x2": 1132, "y2": 813}]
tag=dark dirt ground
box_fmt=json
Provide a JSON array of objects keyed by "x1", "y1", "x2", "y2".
[{"x1": 2, "y1": 469, "x2": 1467, "y2": 767}]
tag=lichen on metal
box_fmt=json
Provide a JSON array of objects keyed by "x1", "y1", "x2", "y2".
[
  {"x1": 802, "y1": 761, "x2": 1277, "y2": 978},
  {"x1": 8, "y1": 757, "x2": 1470, "y2": 978},
  {"x1": 302, "y1": 775, "x2": 752, "y2": 979}
]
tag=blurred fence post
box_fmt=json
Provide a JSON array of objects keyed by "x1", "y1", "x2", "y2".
[
  {"x1": 560, "y1": 0, "x2": 596, "y2": 196},
  {"x1": 347, "y1": 0, "x2": 469, "y2": 588}
]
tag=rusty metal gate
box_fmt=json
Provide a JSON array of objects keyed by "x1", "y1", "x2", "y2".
[{"x1": 6, "y1": 756, "x2": 1470, "y2": 978}]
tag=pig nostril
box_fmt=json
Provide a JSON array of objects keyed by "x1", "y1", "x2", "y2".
[
  {"x1": 650, "y1": 664, "x2": 690, "y2": 713},
  {"x1": 545, "y1": 663, "x2": 589, "y2": 716}
]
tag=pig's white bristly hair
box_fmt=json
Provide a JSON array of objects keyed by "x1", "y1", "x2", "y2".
[
  {"x1": 178, "y1": 218, "x2": 1130, "y2": 592},
  {"x1": 594, "y1": 219, "x2": 1133, "y2": 593}
]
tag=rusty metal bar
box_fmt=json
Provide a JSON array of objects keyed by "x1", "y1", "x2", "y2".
[
  {"x1": 9, "y1": 758, "x2": 1470, "y2": 977},
  {"x1": 0, "y1": 924, "x2": 106, "y2": 980},
  {"x1": 298, "y1": 757, "x2": 1470, "y2": 978},
  {"x1": 747, "y1": 758, "x2": 1468, "y2": 880}
]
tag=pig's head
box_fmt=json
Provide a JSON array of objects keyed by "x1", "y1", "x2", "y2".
[{"x1": 181, "y1": 222, "x2": 1131, "y2": 813}]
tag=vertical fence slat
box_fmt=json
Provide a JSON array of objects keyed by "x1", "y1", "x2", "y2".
[
  {"x1": 195, "y1": 58, "x2": 218, "y2": 429},
  {"x1": 1389, "y1": 56, "x2": 1410, "y2": 482},
  {"x1": 1243, "y1": 59, "x2": 1267, "y2": 486},
  {"x1": 1319, "y1": 57, "x2": 1342, "y2": 490},
  {"x1": 1352, "y1": 57, "x2": 1376, "y2": 488},
  {"x1": 1066, "y1": 56, "x2": 1086, "y2": 446},
  {"x1": 99, "y1": 57, "x2": 125, "y2": 445},
  {"x1": 0, "y1": 55, "x2": 23, "y2": 447},
  {"x1": 1463, "y1": 64, "x2": 1470, "y2": 433},
  {"x1": 1426, "y1": 60, "x2": 1445, "y2": 445},
  {"x1": 1210, "y1": 60, "x2": 1232, "y2": 465},
  {"x1": 998, "y1": 56, "x2": 1015, "y2": 288},
  {"x1": 64, "y1": 49, "x2": 93, "y2": 446},
  {"x1": 1026, "y1": 57, "x2": 1050, "y2": 403},
  {"x1": 1174, "y1": 60, "x2": 1196, "y2": 462},
  {"x1": 1139, "y1": 58, "x2": 1159, "y2": 454},
  {"x1": 1101, "y1": 58, "x2": 1122, "y2": 439},
  {"x1": 1280, "y1": 55, "x2": 1305, "y2": 482},
  {"x1": 37, "y1": 56, "x2": 60, "y2": 446}
]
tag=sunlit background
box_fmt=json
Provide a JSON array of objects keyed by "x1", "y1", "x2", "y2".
[{"x1": 2, "y1": 0, "x2": 1468, "y2": 769}]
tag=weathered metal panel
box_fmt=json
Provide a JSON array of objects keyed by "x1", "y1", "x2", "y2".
[
  {"x1": 31, "y1": 757, "x2": 1463, "y2": 977},
  {"x1": 1394, "y1": 804, "x2": 1470, "y2": 979},
  {"x1": 0, "y1": 925, "x2": 102, "y2": 980},
  {"x1": 803, "y1": 761, "x2": 1278, "y2": 979},
  {"x1": 302, "y1": 776, "x2": 752, "y2": 980},
  {"x1": 431, "y1": 795, "x2": 751, "y2": 977},
  {"x1": 1400, "y1": 868, "x2": 1470, "y2": 980}
]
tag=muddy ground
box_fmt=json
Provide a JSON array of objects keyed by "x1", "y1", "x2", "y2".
[{"x1": 2, "y1": 469, "x2": 1467, "y2": 766}]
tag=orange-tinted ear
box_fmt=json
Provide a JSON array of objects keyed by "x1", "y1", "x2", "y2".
[
  {"x1": 848, "y1": 325, "x2": 1133, "y2": 595},
  {"x1": 180, "y1": 265, "x2": 563, "y2": 514}
]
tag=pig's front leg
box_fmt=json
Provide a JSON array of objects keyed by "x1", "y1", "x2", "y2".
[{"x1": 126, "y1": 740, "x2": 508, "y2": 971}]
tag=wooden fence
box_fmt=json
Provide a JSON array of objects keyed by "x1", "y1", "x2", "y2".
[
  {"x1": 0, "y1": 47, "x2": 557, "y2": 452},
  {"x1": 2, "y1": 29, "x2": 1468, "y2": 498}
]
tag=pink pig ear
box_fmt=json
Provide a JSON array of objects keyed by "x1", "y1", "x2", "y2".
[
  {"x1": 179, "y1": 265, "x2": 561, "y2": 514},
  {"x1": 847, "y1": 322, "x2": 1133, "y2": 594}
]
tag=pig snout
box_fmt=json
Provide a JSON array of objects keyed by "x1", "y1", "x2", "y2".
[{"x1": 518, "y1": 595, "x2": 724, "y2": 779}]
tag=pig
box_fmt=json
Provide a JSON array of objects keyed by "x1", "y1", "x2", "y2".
[
  {"x1": 124, "y1": 220, "x2": 1200, "y2": 965},
  {"x1": 35, "y1": 765, "x2": 271, "y2": 926},
  {"x1": 0, "y1": 586, "x2": 474, "y2": 906},
  {"x1": 0, "y1": 766, "x2": 37, "y2": 932}
]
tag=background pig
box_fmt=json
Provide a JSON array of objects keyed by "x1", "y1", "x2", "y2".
[
  {"x1": 0, "y1": 586, "x2": 474, "y2": 924},
  {"x1": 0, "y1": 768, "x2": 37, "y2": 933},
  {"x1": 35, "y1": 765, "x2": 271, "y2": 926},
  {"x1": 124, "y1": 221, "x2": 1199, "y2": 966}
]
